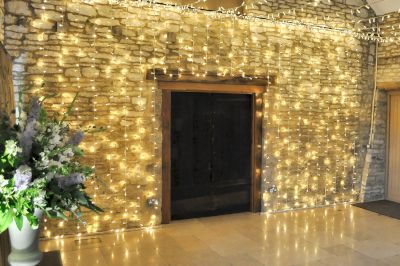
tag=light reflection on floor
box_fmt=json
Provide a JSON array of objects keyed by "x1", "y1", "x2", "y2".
[{"x1": 40, "y1": 205, "x2": 400, "y2": 265}]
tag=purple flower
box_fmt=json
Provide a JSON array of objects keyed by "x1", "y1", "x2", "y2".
[
  {"x1": 27, "y1": 97, "x2": 41, "y2": 123},
  {"x1": 20, "y1": 120, "x2": 38, "y2": 161},
  {"x1": 67, "y1": 131, "x2": 84, "y2": 146},
  {"x1": 19, "y1": 97, "x2": 41, "y2": 161},
  {"x1": 14, "y1": 165, "x2": 32, "y2": 191},
  {"x1": 57, "y1": 173, "x2": 85, "y2": 189}
]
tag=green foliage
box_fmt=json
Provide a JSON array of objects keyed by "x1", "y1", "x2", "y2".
[
  {"x1": 0, "y1": 173, "x2": 42, "y2": 233},
  {"x1": 0, "y1": 90, "x2": 103, "y2": 233}
]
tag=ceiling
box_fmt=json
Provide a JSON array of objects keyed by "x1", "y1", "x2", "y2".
[
  {"x1": 157, "y1": 0, "x2": 400, "y2": 16},
  {"x1": 367, "y1": 0, "x2": 400, "y2": 15}
]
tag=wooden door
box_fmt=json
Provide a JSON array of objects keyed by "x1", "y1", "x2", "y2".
[
  {"x1": 388, "y1": 93, "x2": 400, "y2": 202},
  {"x1": 160, "y1": 82, "x2": 265, "y2": 224},
  {"x1": 171, "y1": 92, "x2": 253, "y2": 219}
]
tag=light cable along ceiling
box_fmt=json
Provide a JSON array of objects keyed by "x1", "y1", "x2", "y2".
[{"x1": 99, "y1": 0, "x2": 400, "y2": 43}]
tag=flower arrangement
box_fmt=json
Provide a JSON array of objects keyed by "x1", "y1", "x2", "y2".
[{"x1": 0, "y1": 93, "x2": 102, "y2": 233}]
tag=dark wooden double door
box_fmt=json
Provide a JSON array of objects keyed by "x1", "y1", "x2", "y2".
[{"x1": 171, "y1": 92, "x2": 253, "y2": 220}]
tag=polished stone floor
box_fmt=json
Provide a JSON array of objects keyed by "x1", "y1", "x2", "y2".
[{"x1": 40, "y1": 205, "x2": 400, "y2": 266}]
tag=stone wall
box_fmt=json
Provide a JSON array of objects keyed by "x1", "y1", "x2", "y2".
[
  {"x1": 360, "y1": 89, "x2": 387, "y2": 202},
  {"x1": 2, "y1": 0, "x2": 381, "y2": 237},
  {"x1": 0, "y1": 0, "x2": 4, "y2": 43},
  {"x1": 366, "y1": 10, "x2": 400, "y2": 201},
  {"x1": 377, "y1": 11, "x2": 400, "y2": 84}
]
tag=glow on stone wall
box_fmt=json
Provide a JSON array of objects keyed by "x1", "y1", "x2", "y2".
[
  {"x1": 261, "y1": 29, "x2": 364, "y2": 212},
  {"x1": 11, "y1": 0, "x2": 372, "y2": 238}
]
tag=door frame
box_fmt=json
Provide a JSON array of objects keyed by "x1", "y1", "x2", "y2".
[
  {"x1": 160, "y1": 81, "x2": 266, "y2": 224},
  {"x1": 386, "y1": 91, "x2": 400, "y2": 201}
]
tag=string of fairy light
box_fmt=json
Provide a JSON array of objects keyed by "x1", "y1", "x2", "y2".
[
  {"x1": 33, "y1": 0, "x2": 390, "y2": 239},
  {"x1": 102, "y1": 0, "x2": 400, "y2": 42}
]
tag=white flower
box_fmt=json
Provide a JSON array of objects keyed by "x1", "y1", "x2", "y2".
[
  {"x1": 48, "y1": 160, "x2": 62, "y2": 168},
  {"x1": 36, "y1": 134, "x2": 43, "y2": 142},
  {"x1": 0, "y1": 175, "x2": 8, "y2": 187},
  {"x1": 4, "y1": 140, "x2": 22, "y2": 157},
  {"x1": 49, "y1": 134, "x2": 62, "y2": 148},
  {"x1": 64, "y1": 148, "x2": 74, "y2": 157},
  {"x1": 33, "y1": 191, "x2": 46, "y2": 208},
  {"x1": 13, "y1": 165, "x2": 32, "y2": 191},
  {"x1": 46, "y1": 173, "x2": 55, "y2": 181},
  {"x1": 57, "y1": 148, "x2": 74, "y2": 163},
  {"x1": 53, "y1": 125, "x2": 60, "y2": 134},
  {"x1": 18, "y1": 111, "x2": 27, "y2": 129},
  {"x1": 36, "y1": 152, "x2": 50, "y2": 168}
]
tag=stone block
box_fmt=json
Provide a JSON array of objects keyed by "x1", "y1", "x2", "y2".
[
  {"x1": 65, "y1": 68, "x2": 82, "y2": 77},
  {"x1": 82, "y1": 67, "x2": 100, "y2": 78},
  {"x1": 67, "y1": 3, "x2": 96, "y2": 17},
  {"x1": 31, "y1": 19, "x2": 54, "y2": 30},
  {"x1": 5, "y1": 1, "x2": 31, "y2": 16}
]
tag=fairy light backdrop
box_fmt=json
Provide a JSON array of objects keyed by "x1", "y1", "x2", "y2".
[
  {"x1": 0, "y1": 0, "x2": 3, "y2": 43},
  {"x1": 2, "y1": 0, "x2": 389, "y2": 238},
  {"x1": 377, "y1": 10, "x2": 400, "y2": 84}
]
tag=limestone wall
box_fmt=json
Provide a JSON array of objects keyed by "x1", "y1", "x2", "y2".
[
  {"x1": 0, "y1": 0, "x2": 4, "y2": 43},
  {"x1": 377, "y1": 11, "x2": 400, "y2": 84},
  {"x1": 360, "y1": 90, "x2": 387, "y2": 202},
  {"x1": 367, "y1": 11, "x2": 400, "y2": 201},
  {"x1": 2, "y1": 0, "x2": 381, "y2": 237}
]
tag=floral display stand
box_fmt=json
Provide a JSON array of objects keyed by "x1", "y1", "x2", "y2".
[{"x1": 0, "y1": 93, "x2": 102, "y2": 265}]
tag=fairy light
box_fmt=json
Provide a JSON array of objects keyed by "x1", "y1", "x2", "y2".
[
  {"x1": 102, "y1": 0, "x2": 400, "y2": 43},
  {"x1": 203, "y1": 20, "x2": 209, "y2": 77},
  {"x1": 90, "y1": 21, "x2": 99, "y2": 234},
  {"x1": 329, "y1": 39, "x2": 339, "y2": 204},
  {"x1": 217, "y1": 15, "x2": 223, "y2": 76},
  {"x1": 241, "y1": 20, "x2": 248, "y2": 78},
  {"x1": 163, "y1": 20, "x2": 168, "y2": 75},
  {"x1": 32, "y1": 0, "x2": 52, "y2": 97},
  {"x1": 177, "y1": 24, "x2": 183, "y2": 78},
  {"x1": 351, "y1": 51, "x2": 360, "y2": 198},
  {"x1": 262, "y1": 34, "x2": 272, "y2": 211},
  {"x1": 100, "y1": 9, "x2": 115, "y2": 222},
  {"x1": 38, "y1": 0, "x2": 50, "y2": 237},
  {"x1": 342, "y1": 47, "x2": 350, "y2": 200},
  {"x1": 123, "y1": 45, "x2": 129, "y2": 231},
  {"x1": 191, "y1": 21, "x2": 196, "y2": 75},
  {"x1": 30, "y1": 0, "x2": 379, "y2": 237},
  {"x1": 284, "y1": 54, "x2": 291, "y2": 208},
  {"x1": 320, "y1": 39, "x2": 330, "y2": 204},
  {"x1": 150, "y1": 58, "x2": 158, "y2": 227},
  {"x1": 277, "y1": 28, "x2": 283, "y2": 210},
  {"x1": 229, "y1": 18, "x2": 235, "y2": 76},
  {"x1": 147, "y1": 17, "x2": 160, "y2": 227},
  {"x1": 251, "y1": 21, "x2": 260, "y2": 78},
  {"x1": 346, "y1": 45, "x2": 357, "y2": 202}
]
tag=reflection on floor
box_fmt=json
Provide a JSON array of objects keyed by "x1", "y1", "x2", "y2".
[{"x1": 40, "y1": 205, "x2": 400, "y2": 266}]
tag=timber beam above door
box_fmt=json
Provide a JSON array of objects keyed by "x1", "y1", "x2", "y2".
[
  {"x1": 378, "y1": 82, "x2": 400, "y2": 90},
  {"x1": 158, "y1": 82, "x2": 265, "y2": 94},
  {"x1": 147, "y1": 68, "x2": 276, "y2": 87}
]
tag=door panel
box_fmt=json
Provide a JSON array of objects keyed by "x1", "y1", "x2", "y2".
[
  {"x1": 388, "y1": 94, "x2": 400, "y2": 202},
  {"x1": 171, "y1": 92, "x2": 252, "y2": 220}
]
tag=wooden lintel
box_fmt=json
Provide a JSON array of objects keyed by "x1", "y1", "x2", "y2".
[
  {"x1": 158, "y1": 82, "x2": 265, "y2": 94},
  {"x1": 146, "y1": 68, "x2": 275, "y2": 87},
  {"x1": 377, "y1": 82, "x2": 400, "y2": 91}
]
